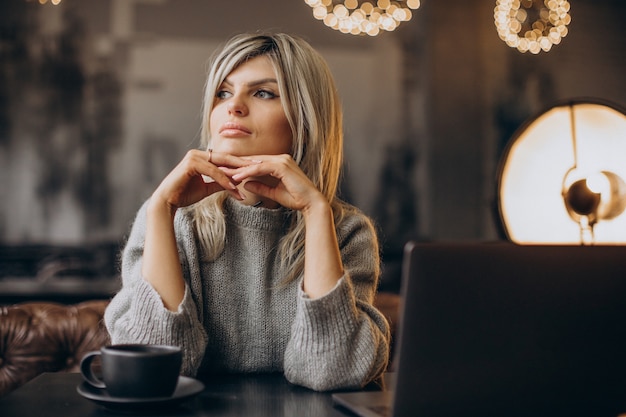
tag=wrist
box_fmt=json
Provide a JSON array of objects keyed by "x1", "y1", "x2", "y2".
[
  {"x1": 147, "y1": 195, "x2": 177, "y2": 221},
  {"x1": 302, "y1": 195, "x2": 331, "y2": 220}
]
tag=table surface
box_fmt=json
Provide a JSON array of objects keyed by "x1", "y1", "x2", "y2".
[{"x1": 0, "y1": 372, "x2": 375, "y2": 417}]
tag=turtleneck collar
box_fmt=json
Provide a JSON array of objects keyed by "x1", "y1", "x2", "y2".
[{"x1": 223, "y1": 197, "x2": 292, "y2": 232}]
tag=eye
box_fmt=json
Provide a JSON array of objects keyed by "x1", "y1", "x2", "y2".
[
  {"x1": 216, "y1": 89, "x2": 232, "y2": 100},
  {"x1": 255, "y1": 89, "x2": 277, "y2": 99}
]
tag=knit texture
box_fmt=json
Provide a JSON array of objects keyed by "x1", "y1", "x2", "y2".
[{"x1": 104, "y1": 197, "x2": 390, "y2": 391}]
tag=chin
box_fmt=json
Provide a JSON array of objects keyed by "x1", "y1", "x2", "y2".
[{"x1": 211, "y1": 146, "x2": 245, "y2": 157}]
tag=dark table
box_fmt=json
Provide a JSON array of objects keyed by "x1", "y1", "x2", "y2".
[{"x1": 0, "y1": 372, "x2": 373, "y2": 417}]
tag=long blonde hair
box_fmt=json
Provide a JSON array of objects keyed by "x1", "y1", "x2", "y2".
[{"x1": 192, "y1": 32, "x2": 353, "y2": 283}]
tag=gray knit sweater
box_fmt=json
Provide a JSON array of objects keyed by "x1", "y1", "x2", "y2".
[{"x1": 104, "y1": 197, "x2": 390, "y2": 391}]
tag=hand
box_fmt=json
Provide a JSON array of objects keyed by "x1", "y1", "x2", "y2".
[
  {"x1": 226, "y1": 154, "x2": 326, "y2": 213},
  {"x1": 226, "y1": 154, "x2": 344, "y2": 299},
  {"x1": 150, "y1": 149, "x2": 252, "y2": 212}
]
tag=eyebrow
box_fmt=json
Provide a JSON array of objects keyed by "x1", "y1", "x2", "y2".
[{"x1": 221, "y1": 78, "x2": 278, "y2": 88}]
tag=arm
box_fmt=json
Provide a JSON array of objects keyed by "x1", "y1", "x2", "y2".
[
  {"x1": 103, "y1": 202, "x2": 208, "y2": 376},
  {"x1": 143, "y1": 149, "x2": 245, "y2": 310},
  {"x1": 142, "y1": 200, "x2": 185, "y2": 311},
  {"x1": 231, "y1": 154, "x2": 344, "y2": 299},
  {"x1": 105, "y1": 150, "x2": 252, "y2": 374},
  {"x1": 301, "y1": 195, "x2": 344, "y2": 298},
  {"x1": 283, "y1": 213, "x2": 390, "y2": 391},
  {"x1": 228, "y1": 154, "x2": 390, "y2": 390}
]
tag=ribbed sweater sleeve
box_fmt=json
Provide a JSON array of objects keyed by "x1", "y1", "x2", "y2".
[
  {"x1": 103, "y1": 201, "x2": 208, "y2": 376},
  {"x1": 284, "y1": 213, "x2": 390, "y2": 391}
]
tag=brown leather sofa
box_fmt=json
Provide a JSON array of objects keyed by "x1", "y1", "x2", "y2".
[
  {"x1": 0, "y1": 294, "x2": 399, "y2": 398},
  {"x1": 0, "y1": 300, "x2": 110, "y2": 397}
]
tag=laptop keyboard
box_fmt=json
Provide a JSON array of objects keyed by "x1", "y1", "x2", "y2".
[{"x1": 367, "y1": 404, "x2": 391, "y2": 417}]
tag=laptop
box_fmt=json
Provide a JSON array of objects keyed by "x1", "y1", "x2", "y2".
[{"x1": 333, "y1": 241, "x2": 626, "y2": 417}]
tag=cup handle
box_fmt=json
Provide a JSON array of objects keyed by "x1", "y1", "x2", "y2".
[{"x1": 80, "y1": 350, "x2": 106, "y2": 389}]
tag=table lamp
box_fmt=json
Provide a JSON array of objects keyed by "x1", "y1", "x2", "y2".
[{"x1": 497, "y1": 98, "x2": 626, "y2": 244}]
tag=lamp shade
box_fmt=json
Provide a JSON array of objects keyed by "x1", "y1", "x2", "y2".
[{"x1": 497, "y1": 98, "x2": 626, "y2": 244}]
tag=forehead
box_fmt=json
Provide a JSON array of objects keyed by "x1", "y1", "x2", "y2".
[{"x1": 224, "y1": 55, "x2": 277, "y2": 82}]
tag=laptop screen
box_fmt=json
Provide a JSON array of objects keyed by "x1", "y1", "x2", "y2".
[{"x1": 392, "y1": 242, "x2": 626, "y2": 417}]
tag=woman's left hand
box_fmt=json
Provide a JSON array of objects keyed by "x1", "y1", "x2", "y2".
[
  {"x1": 227, "y1": 153, "x2": 344, "y2": 299},
  {"x1": 227, "y1": 154, "x2": 325, "y2": 212}
]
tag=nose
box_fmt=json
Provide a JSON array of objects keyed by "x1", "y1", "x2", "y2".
[{"x1": 227, "y1": 95, "x2": 248, "y2": 116}]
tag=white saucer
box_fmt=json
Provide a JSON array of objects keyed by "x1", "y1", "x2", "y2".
[{"x1": 77, "y1": 376, "x2": 204, "y2": 412}]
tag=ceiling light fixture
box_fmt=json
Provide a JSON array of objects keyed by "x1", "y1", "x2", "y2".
[
  {"x1": 494, "y1": 0, "x2": 571, "y2": 54},
  {"x1": 26, "y1": 0, "x2": 63, "y2": 5},
  {"x1": 304, "y1": 0, "x2": 421, "y2": 36}
]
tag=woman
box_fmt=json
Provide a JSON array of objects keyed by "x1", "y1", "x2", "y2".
[{"x1": 104, "y1": 32, "x2": 390, "y2": 392}]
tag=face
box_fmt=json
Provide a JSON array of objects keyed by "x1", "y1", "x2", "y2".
[{"x1": 209, "y1": 55, "x2": 293, "y2": 157}]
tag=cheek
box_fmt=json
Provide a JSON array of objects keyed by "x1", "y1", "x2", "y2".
[
  {"x1": 265, "y1": 111, "x2": 292, "y2": 151},
  {"x1": 208, "y1": 111, "x2": 219, "y2": 138},
  {"x1": 209, "y1": 111, "x2": 218, "y2": 134},
  {"x1": 274, "y1": 120, "x2": 293, "y2": 153}
]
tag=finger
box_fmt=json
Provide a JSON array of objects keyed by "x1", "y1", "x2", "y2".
[
  {"x1": 230, "y1": 154, "x2": 294, "y2": 180},
  {"x1": 204, "y1": 180, "x2": 243, "y2": 201},
  {"x1": 208, "y1": 151, "x2": 262, "y2": 169},
  {"x1": 243, "y1": 180, "x2": 282, "y2": 202},
  {"x1": 201, "y1": 171, "x2": 245, "y2": 200},
  {"x1": 230, "y1": 162, "x2": 279, "y2": 182},
  {"x1": 188, "y1": 151, "x2": 238, "y2": 191}
]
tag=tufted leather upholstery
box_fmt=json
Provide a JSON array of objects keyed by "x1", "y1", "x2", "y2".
[{"x1": 0, "y1": 300, "x2": 110, "y2": 397}]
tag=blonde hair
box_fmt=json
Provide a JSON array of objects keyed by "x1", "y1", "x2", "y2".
[{"x1": 192, "y1": 32, "x2": 354, "y2": 283}]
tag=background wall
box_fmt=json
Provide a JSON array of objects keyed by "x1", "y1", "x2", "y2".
[
  {"x1": 0, "y1": 0, "x2": 405, "y2": 245},
  {"x1": 423, "y1": 0, "x2": 626, "y2": 241},
  {"x1": 1, "y1": 0, "x2": 625, "y2": 289}
]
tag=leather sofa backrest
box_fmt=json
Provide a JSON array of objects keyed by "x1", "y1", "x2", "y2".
[{"x1": 0, "y1": 300, "x2": 110, "y2": 397}]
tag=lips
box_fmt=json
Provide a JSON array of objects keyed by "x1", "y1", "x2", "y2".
[{"x1": 219, "y1": 122, "x2": 251, "y2": 136}]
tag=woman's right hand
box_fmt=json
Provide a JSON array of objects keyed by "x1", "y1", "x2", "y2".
[
  {"x1": 150, "y1": 149, "x2": 250, "y2": 213},
  {"x1": 141, "y1": 149, "x2": 252, "y2": 310}
]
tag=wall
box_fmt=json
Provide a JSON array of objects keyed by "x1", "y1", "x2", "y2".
[
  {"x1": 0, "y1": 0, "x2": 403, "y2": 248},
  {"x1": 1, "y1": 0, "x2": 625, "y2": 258},
  {"x1": 420, "y1": 0, "x2": 626, "y2": 241}
]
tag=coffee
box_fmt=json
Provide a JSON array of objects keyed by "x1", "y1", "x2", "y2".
[{"x1": 80, "y1": 344, "x2": 182, "y2": 398}]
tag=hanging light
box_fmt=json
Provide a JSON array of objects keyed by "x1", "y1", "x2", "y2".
[
  {"x1": 494, "y1": 0, "x2": 571, "y2": 54},
  {"x1": 26, "y1": 0, "x2": 63, "y2": 4},
  {"x1": 304, "y1": 0, "x2": 421, "y2": 36}
]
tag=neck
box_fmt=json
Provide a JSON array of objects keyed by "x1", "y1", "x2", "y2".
[
  {"x1": 249, "y1": 198, "x2": 280, "y2": 209},
  {"x1": 237, "y1": 190, "x2": 280, "y2": 210}
]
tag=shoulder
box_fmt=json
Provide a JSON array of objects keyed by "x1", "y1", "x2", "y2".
[
  {"x1": 333, "y1": 200, "x2": 379, "y2": 250},
  {"x1": 333, "y1": 200, "x2": 381, "y2": 281},
  {"x1": 175, "y1": 205, "x2": 197, "y2": 227}
]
